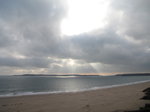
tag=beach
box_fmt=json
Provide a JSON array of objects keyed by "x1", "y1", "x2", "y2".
[{"x1": 0, "y1": 82, "x2": 150, "y2": 112}]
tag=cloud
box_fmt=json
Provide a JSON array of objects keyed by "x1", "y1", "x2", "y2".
[
  {"x1": 0, "y1": 0, "x2": 67, "y2": 50},
  {"x1": 66, "y1": 0, "x2": 150, "y2": 72},
  {"x1": 0, "y1": 56, "x2": 50, "y2": 68},
  {"x1": 111, "y1": 0, "x2": 150, "y2": 43},
  {"x1": 0, "y1": 0, "x2": 150, "y2": 75}
]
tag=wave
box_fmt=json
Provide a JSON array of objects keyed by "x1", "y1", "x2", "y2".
[{"x1": 0, "y1": 80, "x2": 150, "y2": 98}]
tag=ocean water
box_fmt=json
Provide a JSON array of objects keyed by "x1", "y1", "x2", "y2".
[{"x1": 0, "y1": 75, "x2": 150, "y2": 97}]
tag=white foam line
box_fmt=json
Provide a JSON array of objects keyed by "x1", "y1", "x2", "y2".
[
  {"x1": 0, "y1": 80, "x2": 150, "y2": 98},
  {"x1": 89, "y1": 80, "x2": 150, "y2": 90}
]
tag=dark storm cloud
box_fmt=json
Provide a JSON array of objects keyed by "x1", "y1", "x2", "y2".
[{"x1": 0, "y1": 0, "x2": 150, "y2": 74}]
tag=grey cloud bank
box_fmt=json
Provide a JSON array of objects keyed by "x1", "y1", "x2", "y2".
[{"x1": 0, "y1": 0, "x2": 150, "y2": 75}]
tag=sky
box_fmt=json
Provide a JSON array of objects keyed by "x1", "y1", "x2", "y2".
[{"x1": 0, "y1": 0, "x2": 150, "y2": 75}]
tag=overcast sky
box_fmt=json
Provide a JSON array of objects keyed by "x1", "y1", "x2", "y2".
[{"x1": 0, "y1": 0, "x2": 150, "y2": 75}]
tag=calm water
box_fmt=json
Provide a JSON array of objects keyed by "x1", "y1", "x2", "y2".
[{"x1": 0, "y1": 75, "x2": 150, "y2": 97}]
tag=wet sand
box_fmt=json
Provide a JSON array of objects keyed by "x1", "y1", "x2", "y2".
[{"x1": 0, "y1": 82, "x2": 150, "y2": 112}]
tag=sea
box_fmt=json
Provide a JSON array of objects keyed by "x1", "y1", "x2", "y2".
[{"x1": 0, "y1": 75, "x2": 150, "y2": 97}]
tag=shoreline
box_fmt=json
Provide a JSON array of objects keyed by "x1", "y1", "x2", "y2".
[
  {"x1": 1, "y1": 80, "x2": 150, "y2": 98},
  {"x1": 0, "y1": 80, "x2": 150, "y2": 98},
  {"x1": 0, "y1": 81, "x2": 150, "y2": 112}
]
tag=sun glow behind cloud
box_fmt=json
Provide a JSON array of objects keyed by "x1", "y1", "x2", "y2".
[
  {"x1": 61, "y1": 0, "x2": 110, "y2": 36},
  {"x1": 0, "y1": 0, "x2": 150, "y2": 75}
]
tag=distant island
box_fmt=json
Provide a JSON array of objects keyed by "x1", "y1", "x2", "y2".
[
  {"x1": 13, "y1": 73, "x2": 150, "y2": 77},
  {"x1": 115, "y1": 73, "x2": 150, "y2": 76},
  {"x1": 14, "y1": 74, "x2": 101, "y2": 77}
]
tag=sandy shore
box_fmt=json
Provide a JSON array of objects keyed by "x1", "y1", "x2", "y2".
[{"x1": 0, "y1": 82, "x2": 150, "y2": 112}]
